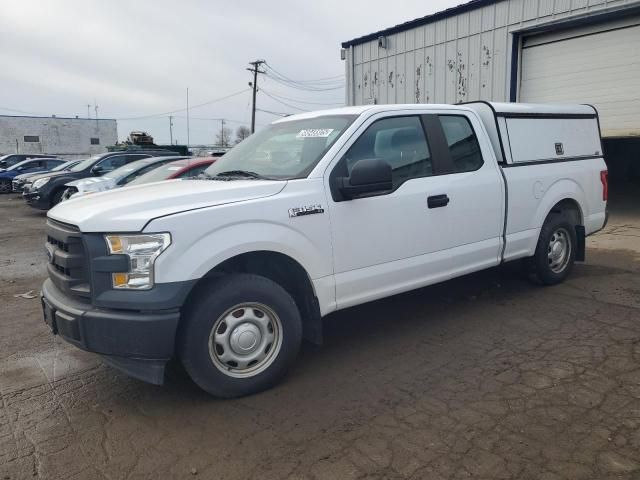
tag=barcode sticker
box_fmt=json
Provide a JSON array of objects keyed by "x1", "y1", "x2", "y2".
[{"x1": 296, "y1": 128, "x2": 334, "y2": 138}]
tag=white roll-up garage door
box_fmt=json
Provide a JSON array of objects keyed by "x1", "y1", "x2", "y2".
[{"x1": 519, "y1": 16, "x2": 640, "y2": 138}]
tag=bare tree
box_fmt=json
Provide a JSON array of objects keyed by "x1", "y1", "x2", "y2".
[
  {"x1": 216, "y1": 126, "x2": 232, "y2": 147},
  {"x1": 235, "y1": 125, "x2": 251, "y2": 144}
]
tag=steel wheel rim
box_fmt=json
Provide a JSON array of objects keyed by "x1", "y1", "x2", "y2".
[
  {"x1": 547, "y1": 227, "x2": 571, "y2": 273},
  {"x1": 0, "y1": 181, "x2": 10, "y2": 193},
  {"x1": 208, "y1": 303, "x2": 283, "y2": 378}
]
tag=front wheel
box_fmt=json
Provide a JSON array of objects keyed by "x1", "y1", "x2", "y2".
[
  {"x1": 50, "y1": 188, "x2": 65, "y2": 207},
  {"x1": 178, "y1": 274, "x2": 302, "y2": 398},
  {"x1": 0, "y1": 179, "x2": 11, "y2": 194},
  {"x1": 526, "y1": 215, "x2": 577, "y2": 285}
]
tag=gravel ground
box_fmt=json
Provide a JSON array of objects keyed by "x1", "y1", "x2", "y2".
[{"x1": 0, "y1": 188, "x2": 639, "y2": 480}]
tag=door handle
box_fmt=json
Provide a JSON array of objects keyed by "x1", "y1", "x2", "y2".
[{"x1": 427, "y1": 194, "x2": 449, "y2": 209}]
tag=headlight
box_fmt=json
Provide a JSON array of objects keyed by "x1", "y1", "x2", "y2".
[
  {"x1": 104, "y1": 233, "x2": 171, "y2": 290},
  {"x1": 32, "y1": 177, "x2": 51, "y2": 190}
]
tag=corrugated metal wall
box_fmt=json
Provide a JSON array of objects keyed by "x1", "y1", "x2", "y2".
[{"x1": 345, "y1": 0, "x2": 640, "y2": 106}]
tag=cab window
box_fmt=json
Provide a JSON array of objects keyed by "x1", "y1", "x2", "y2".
[
  {"x1": 342, "y1": 116, "x2": 432, "y2": 189},
  {"x1": 438, "y1": 115, "x2": 483, "y2": 173}
]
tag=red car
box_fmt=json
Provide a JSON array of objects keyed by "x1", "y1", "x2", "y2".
[{"x1": 126, "y1": 157, "x2": 217, "y2": 186}]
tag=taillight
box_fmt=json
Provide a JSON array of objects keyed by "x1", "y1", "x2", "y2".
[{"x1": 600, "y1": 170, "x2": 608, "y2": 202}]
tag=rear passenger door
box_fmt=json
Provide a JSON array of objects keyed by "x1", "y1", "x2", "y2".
[{"x1": 425, "y1": 114, "x2": 504, "y2": 276}]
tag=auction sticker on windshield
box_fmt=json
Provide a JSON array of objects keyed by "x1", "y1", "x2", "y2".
[{"x1": 296, "y1": 129, "x2": 334, "y2": 138}]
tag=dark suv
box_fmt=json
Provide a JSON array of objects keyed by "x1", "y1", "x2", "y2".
[
  {"x1": 23, "y1": 150, "x2": 178, "y2": 210},
  {"x1": 0, "y1": 154, "x2": 56, "y2": 170}
]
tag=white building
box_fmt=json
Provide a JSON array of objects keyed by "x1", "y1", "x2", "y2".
[
  {"x1": 0, "y1": 115, "x2": 118, "y2": 159},
  {"x1": 341, "y1": 0, "x2": 640, "y2": 143}
]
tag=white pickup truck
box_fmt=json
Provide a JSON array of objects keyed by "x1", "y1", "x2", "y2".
[{"x1": 42, "y1": 102, "x2": 608, "y2": 397}]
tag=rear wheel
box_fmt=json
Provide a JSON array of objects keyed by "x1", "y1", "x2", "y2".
[
  {"x1": 178, "y1": 274, "x2": 302, "y2": 398},
  {"x1": 526, "y1": 214, "x2": 577, "y2": 285}
]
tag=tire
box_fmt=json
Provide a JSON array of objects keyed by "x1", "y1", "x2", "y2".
[
  {"x1": 178, "y1": 273, "x2": 302, "y2": 398},
  {"x1": 0, "y1": 179, "x2": 11, "y2": 194},
  {"x1": 526, "y1": 214, "x2": 577, "y2": 285},
  {"x1": 50, "y1": 188, "x2": 65, "y2": 207}
]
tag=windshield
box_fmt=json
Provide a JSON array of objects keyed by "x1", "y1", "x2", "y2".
[
  {"x1": 127, "y1": 161, "x2": 187, "y2": 185},
  {"x1": 203, "y1": 115, "x2": 355, "y2": 180},
  {"x1": 70, "y1": 154, "x2": 104, "y2": 172},
  {"x1": 7, "y1": 160, "x2": 32, "y2": 171},
  {"x1": 52, "y1": 161, "x2": 75, "y2": 172},
  {"x1": 102, "y1": 159, "x2": 151, "y2": 181}
]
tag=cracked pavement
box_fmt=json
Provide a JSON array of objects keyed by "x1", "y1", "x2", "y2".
[{"x1": 1, "y1": 188, "x2": 639, "y2": 480}]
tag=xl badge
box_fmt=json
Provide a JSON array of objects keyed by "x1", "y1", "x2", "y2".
[{"x1": 288, "y1": 205, "x2": 325, "y2": 218}]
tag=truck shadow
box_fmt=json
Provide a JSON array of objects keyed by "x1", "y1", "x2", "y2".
[{"x1": 163, "y1": 256, "x2": 629, "y2": 400}]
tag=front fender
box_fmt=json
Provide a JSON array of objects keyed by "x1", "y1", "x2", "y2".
[{"x1": 158, "y1": 220, "x2": 329, "y2": 282}]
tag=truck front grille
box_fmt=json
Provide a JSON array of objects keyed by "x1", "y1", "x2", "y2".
[{"x1": 45, "y1": 219, "x2": 91, "y2": 298}]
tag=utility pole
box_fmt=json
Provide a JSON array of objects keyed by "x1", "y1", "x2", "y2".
[
  {"x1": 247, "y1": 60, "x2": 265, "y2": 134},
  {"x1": 219, "y1": 118, "x2": 226, "y2": 147},
  {"x1": 169, "y1": 116, "x2": 174, "y2": 145},
  {"x1": 186, "y1": 87, "x2": 190, "y2": 147},
  {"x1": 87, "y1": 104, "x2": 91, "y2": 119}
]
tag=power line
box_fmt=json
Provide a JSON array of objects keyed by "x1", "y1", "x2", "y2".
[
  {"x1": 261, "y1": 90, "x2": 308, "y2": 112},
  {"x1": 256, "y1": 108, "x2": 295, "y2": 117},
  {"x1": 264, "y1": 63, "x2": 344, "y2": 84},
  {"x1": 263, "y1": 63, "x2": 345, "y2": 92},
  {"x1": 260, "y1": 89, "x2": 344, "y2": 107},
  {"x1": 115, "y1": 88, "x2": 251, "y2": 120}
]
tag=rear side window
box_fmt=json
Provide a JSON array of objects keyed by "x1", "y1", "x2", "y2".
[
  {"x1": 97, "y1": 155, "x2": 127, "y2": 172},
  {"x1": 343, "y1": 116, "x2": 432, "y2": 189},
  {"x1": 438, "y1": 116, "x2": 483, "y2": 173}
]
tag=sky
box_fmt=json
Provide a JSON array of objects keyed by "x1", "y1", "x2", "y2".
[{"x1": 0, "y1": 0, "x2": 462, "y2": 145}]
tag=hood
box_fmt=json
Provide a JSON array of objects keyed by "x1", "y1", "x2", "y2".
[
  {"x1": 66, "y1": 176, "x2": 116, "y2": 195},
  {"x1": 21, "y1": 171, "x2": 53, "y2": 183},
  {"x1": 48, "y1": 178, "x2": 287, "y2": 232}
]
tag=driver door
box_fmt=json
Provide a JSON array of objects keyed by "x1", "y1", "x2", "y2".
[{"x1": 327, "y1": 114, "x2": 453, "y2": 309}]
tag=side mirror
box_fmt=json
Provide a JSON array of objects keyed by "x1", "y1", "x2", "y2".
[
  {"x1": 91, "y1": 166, "x2": 106, "y2": 176},
  {"x1": 337, "y1": 158, "x2": 392, "y2": 200},
  {"x1": 0, "y1": 161, "x2": 7, "y2": 168}
]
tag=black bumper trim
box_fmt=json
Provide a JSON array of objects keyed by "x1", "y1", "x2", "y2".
[
  {"x1": 101, "y1": 355, "x2": 167, "y2": 385},
  {"x1": 42, "y1": 279, "x2": 183, "y2": 383}
]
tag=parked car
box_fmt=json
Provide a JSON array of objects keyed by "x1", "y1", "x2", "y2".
[
  {"x1": 0, "y1": 158, "x2": 65, "y2": 193},
  {"x1": 0, "y1": 153, "x2": 57, "y2": 170},
  {"x1": 12, "y1": 160, "x2": 81, "y2": 193},
  {"x1": 125, "y1": 157, "x2": 218, "y2": 186},
  {"x1": 41, "y1": 102, "x2": 608, "y2": 397},
  {"x1": 22, "y1": 150, "x2": 178, "y2": 209},
  {"x1": 61, "y1": 156, "x2": 190, "y2": 201}
]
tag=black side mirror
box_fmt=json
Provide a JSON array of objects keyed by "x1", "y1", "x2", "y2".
[
  {"x1": 337, "y1": 158, "x2": 392, "y2": 200},
  {"x1": 0, "y1": 161, "x2": 7, "y2": 168},
  {"x1": 92, "y1": 166, "x2": 106, "y2": 176}
]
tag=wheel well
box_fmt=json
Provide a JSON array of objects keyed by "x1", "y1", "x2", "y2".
[
  {"x1": 549, "y1": 198, "x2": 583, "y2": 226},
  {"x1": 190, "y1": 251, "x2": 323, "y2": 345},
  {"x1": 548, "y1": 198, "x2": 585, "y2": 261}
]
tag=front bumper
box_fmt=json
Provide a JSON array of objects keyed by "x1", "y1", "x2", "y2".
[
  {"x1": 23, "y1": 190, "x2": 49, "y2": 210},
  {"x1": 41, "y1": 278, "x2": 181, "y2": 384},
  {"x1": 12, "y1": 180, "x2": 26, "y2": 192}
]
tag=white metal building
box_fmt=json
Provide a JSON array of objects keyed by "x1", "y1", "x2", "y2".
[
  {"x1": 341, "y1": 0, "x2": 640, "y2": 140},
  {"x1": 0, "y1": 115, "x2": 118, "y2": 159}
]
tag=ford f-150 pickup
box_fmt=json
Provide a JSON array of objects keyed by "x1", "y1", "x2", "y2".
[{"x1": 41, "y1": 102, "x2": 608, "y2": 397}]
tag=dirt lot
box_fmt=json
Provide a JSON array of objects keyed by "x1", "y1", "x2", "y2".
[{"x1": 1, "y1": 189, "x2": 639, "y2": 480}]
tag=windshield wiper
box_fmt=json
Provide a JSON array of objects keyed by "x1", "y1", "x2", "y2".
[{"x1": 214, "y1": 170, "x2": 265, "y2": 179}]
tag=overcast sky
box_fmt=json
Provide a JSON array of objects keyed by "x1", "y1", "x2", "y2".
[{"x1": 0, "y1": 0, "x2": 461, "y2": 145}]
